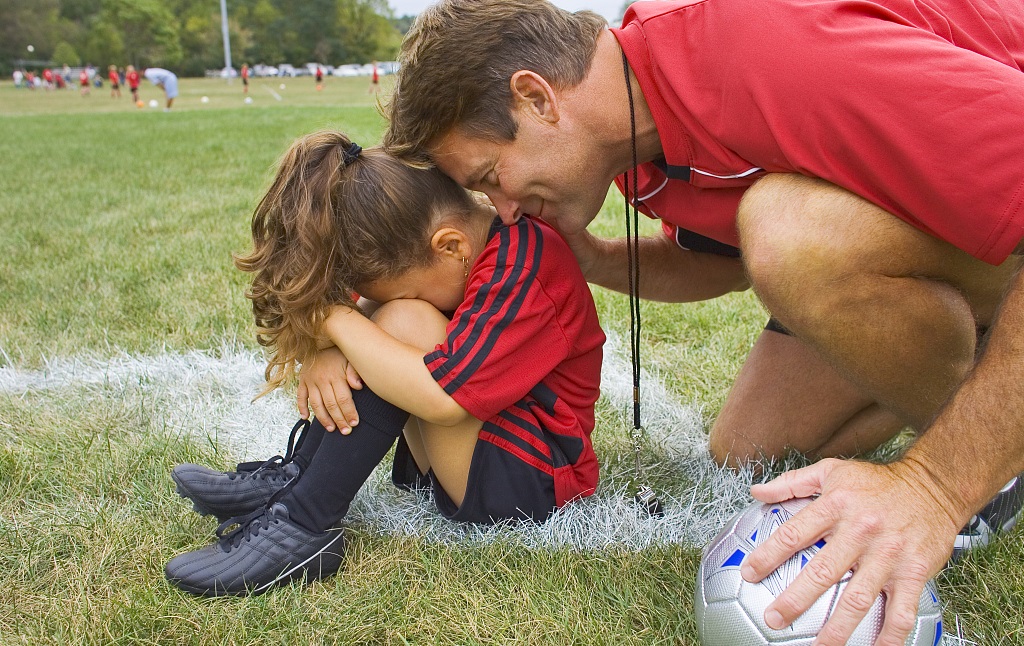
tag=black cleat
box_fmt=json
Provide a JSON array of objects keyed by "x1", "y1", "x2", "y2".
[
  {"x1": 952, "y1": 474, "x2": 1024, "y2": 560},
  {"x1": 165, "y1": 502, "x2": 346, "y2": 597},
  {"x1": 172, "y1": 419, "x2": 309, "y2": 521}
]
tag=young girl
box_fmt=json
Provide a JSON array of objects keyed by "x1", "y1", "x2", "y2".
[{"x1": 165, "y1": 131, "x2": 605, "y2": 597}]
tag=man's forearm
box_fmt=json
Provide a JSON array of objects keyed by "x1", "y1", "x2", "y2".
[
  {"x1": 571, "y1": 232, "x2": 749, "y2": 302},
  {"x1": 907, "y1": 266, "x2": 1024, "y2": 523}
]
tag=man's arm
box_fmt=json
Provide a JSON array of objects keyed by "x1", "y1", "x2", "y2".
[
  {"x1": 559, "y1": 228, "x2": 748, "y2": 302},
  {"x1": 742, "y1": 266, "x2": 1024, "y2": 645}
]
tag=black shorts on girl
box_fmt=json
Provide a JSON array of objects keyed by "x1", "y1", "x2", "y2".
[{"x1": 391, "y1": 430, "x2": 558, "y2": 524}]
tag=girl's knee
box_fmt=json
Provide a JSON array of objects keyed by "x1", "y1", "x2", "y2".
[{"x1": 370, "y1": 299, "x2": 449, "y2": 350}]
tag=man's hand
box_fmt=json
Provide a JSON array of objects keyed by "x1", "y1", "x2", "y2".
[
  {"x1": 741, "y1": 458, "x2": 963, "y2": 645},
  {"x1": 296, "y1": 346, "x2": 363, "y2": 433}
]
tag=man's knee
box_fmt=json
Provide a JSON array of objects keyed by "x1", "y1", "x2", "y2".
[
  {"x1": 738, "y1": 175, "x2": 846, "y2": 289},
  {"x1": 370, "y1": 299, "x2": 448, "y2": 351},
  {"x1": 708, "y1": 423, "x2": 748, "y2": 469}
]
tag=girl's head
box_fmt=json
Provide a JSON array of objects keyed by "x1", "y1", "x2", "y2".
[{"x1": 235, "y1": 130, "x2": 479, "y2": 390}]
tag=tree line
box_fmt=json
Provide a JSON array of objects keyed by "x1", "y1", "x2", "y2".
[{"x1": 1, "y1": 0, "x2": 409, "y2": 77}]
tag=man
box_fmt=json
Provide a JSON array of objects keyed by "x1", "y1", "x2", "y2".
[
  {"x1": 143, "y1": 67, "x2": 178, "y2": 111},
  {"x1": 383, "y1": 0, "x2": 1024, "y2": 644}
]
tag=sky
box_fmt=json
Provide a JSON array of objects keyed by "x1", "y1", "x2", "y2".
[{"x1": 388, "y1": 0, "x2": 627, "y2": 24}]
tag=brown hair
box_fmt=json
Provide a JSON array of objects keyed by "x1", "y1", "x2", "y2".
[
  {"x1": 383, "y1": 0, "x2": 606, "y2": 160},
  {"x1": 235, "y1": 130, "x2": 477, "y2": 392}
]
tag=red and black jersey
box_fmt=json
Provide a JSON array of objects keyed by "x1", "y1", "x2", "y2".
[
  {"x1": 126, "y1": 70, "x2": 140, "y2": 89},
  {"x1": 612, "y1": 0, "x2": 1024, "y2": 265},
  {"x1": 425, "y1": 216, "x2": 605, "y2": 507}
]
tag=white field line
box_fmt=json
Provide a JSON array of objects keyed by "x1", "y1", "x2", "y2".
[
  {"x1": 0, "y1": 336, "x2": 975, "y2": 642},
  {"x1": 1, "y1": 334, "x2": 759, "y2": 549}
]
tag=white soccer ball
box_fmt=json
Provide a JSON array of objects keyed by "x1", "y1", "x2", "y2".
[
  {"x1": 200, "y1": 95, "x2": 209, "y2": 103},
  {"x1": 244, "y1": 96, "x2": 253, "y2": 104},
  {"x1": 149, "y1": 99, "x2": 158, "y2": 108},
  {"x1": 279, "y1": 83, "x2": 286, "y2": 90},
  {"x1": 696, "y1": 497, "x2": 944, "y2": 645}
]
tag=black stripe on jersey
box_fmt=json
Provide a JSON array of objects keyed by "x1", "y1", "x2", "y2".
[
  {"x1": 490, "y1": 411, "x2": 553, "y2": 465},
  {"x1": 432, "y1": 219, "x2": 544, "y2": 395},
  {"x1": 443, "y1": 218, "x2": 542, "y2": 393},
  {"x1": 528, "y1": 382, "x2": 558, "y2": 415},
  {"x1": 428, "y1": 221, "x2": 518, "y2": 383},
  {"x1": 512, "y1": 401, "x2": 581, "y2": 468}
]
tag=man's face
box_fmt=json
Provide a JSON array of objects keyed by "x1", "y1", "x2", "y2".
[{"x1": 430, "y1": 116, "x2": 612, "y2": 235}]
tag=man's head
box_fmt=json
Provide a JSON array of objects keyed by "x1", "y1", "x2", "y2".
[
  {"x1": 384, "y1": 0, "x2": 612, "y2": 231},
  {"x1": 385, "y1": 0, "x2": 605, "y2": 159}
]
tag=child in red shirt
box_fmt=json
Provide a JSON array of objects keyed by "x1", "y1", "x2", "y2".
[
  {"x1": 165, "y1": 130, "x2": 604, "y2": 597},
  {"x1": 78, "y1": 68, "x2": 89, "y2": 96},
  {"x1": 108, "y1": 65, "x2": 120, "y2": 98},
  {"x1": 125, "y1": 65, "x2": 140, "y2": 103}
]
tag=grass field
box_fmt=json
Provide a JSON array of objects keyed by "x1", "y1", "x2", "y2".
[{"x1": 0, "y1": 77, "x2": 1021, "y2": 644}]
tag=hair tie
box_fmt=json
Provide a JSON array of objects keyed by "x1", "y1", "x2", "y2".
[{"x1": 341, "y1": 142, "x2": 362, "y2": 165}]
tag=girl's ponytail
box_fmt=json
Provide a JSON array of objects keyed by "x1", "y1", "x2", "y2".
[{"x1": 235, "y1": 130, "x2": 476, "y2": 394}]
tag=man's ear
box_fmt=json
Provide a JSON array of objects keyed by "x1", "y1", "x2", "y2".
[{"x1": 510, "y1": 70, "x2": 559, "y2": 125}]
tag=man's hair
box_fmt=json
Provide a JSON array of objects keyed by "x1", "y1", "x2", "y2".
[
  {"x1": 383, "y1": 0, "x2": 607, "y2": 161},
  {"x1": 235, "y1": 130, "x2": 476, "y2": 393}
]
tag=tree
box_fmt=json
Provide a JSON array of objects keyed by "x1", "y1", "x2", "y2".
[
  {"x1": 52, "y1": 40, "x2": 81, "y2": 66},
  {"x1": 100, "y1": 0, "x2": 182, "y2": 68},
  {"x1": 336, "y1": 0, "x2": 400, "y2": 63},
  {"x1": 0, "y1": 0, "x2": 400, "y2": 76},
  {"x1": 81, "y1": 19, "x2": 125, "y2": 66},
  {"x1": 0, "y1": 0, "x2": 62, "y2": 74}
]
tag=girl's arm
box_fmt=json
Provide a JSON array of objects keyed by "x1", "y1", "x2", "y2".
[
  {"x1": 322, "y1": 305, "x2": 473, "y2": 427},
  {"x1": 301, "y1": 298, "x2": 385, "y2": 432}
]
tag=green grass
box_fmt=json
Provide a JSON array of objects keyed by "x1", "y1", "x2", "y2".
[{"x1": 1, "y1": 77, "x2": 1021, "y2": 644}]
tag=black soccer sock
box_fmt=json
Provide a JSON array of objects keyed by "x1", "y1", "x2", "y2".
[
  {"x1": 291, "y1": 418, "x2": 327, "y2": 471},
  {"x1": 281, "y1": 386, "x2": 410, "y2": 533}
]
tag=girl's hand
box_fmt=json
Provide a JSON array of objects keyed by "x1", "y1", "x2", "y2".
[{"x1": 296, "y1": 346, "x2": 363, "y2": 433}]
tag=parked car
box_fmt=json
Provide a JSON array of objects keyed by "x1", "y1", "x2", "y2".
[
  {"x1": 332, "y1": 64, "x2": 363, "y2": 77},
  {"x1": 252, "y1": 64, "x2": 278, "y2": 77},
  {"x1": 277, "y1": 64, "x2": 297, "y2": 77}
]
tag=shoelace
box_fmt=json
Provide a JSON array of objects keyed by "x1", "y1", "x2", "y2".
[
  {"x1": 232, "y1": 418, "x2": 312, "y2": 480},
  {"x1": 216, "y1": 505, "x2": 281, "y2": 552}
]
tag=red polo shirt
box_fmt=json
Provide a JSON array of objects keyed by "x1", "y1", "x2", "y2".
[{"x1": 612, "y1": 0, "x2": 1024, "y2": 264}]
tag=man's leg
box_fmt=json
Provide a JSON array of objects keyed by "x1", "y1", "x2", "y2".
[
  {"x1": 736, "y1": 174, "x2": 1021, "y2": 429},
  {"x1": 710, "y1": 328, "x2": 906, "y2": 468}
]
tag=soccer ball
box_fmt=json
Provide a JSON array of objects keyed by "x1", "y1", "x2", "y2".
[
  {"x1": 200, "y1": 96, "x2": 209, "y2": 103},
  {"x1": 136, "y1": 100, "x2": 144, "y2": 108},
  {"x1": 244, "y1": 96, "x2": 253, "y2": 104},
  {"x1": 695, "y1": 498, "x2": 944, "y2": 645},
  {"x1": 149, "y1": 99, "x2": 158, "y2": 108}
]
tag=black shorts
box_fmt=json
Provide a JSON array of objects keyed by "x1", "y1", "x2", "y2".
[
  {"x1": 671, "y1": 225, "x2": 791, "y2": 336},
  {"x1": 764, "y1": 317, "x2": 790, "y2": 335},
  {"x1": 391, "y1": 433, "x2": 557, "y2": 524}
]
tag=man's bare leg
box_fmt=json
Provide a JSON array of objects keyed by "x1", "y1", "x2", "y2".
[
  {"x1": 710, "y1": 328, "x2": 905, "y2": 468},
  {"x1": 736, "y1": 174, "x2": 1021, "y2": 428}
]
